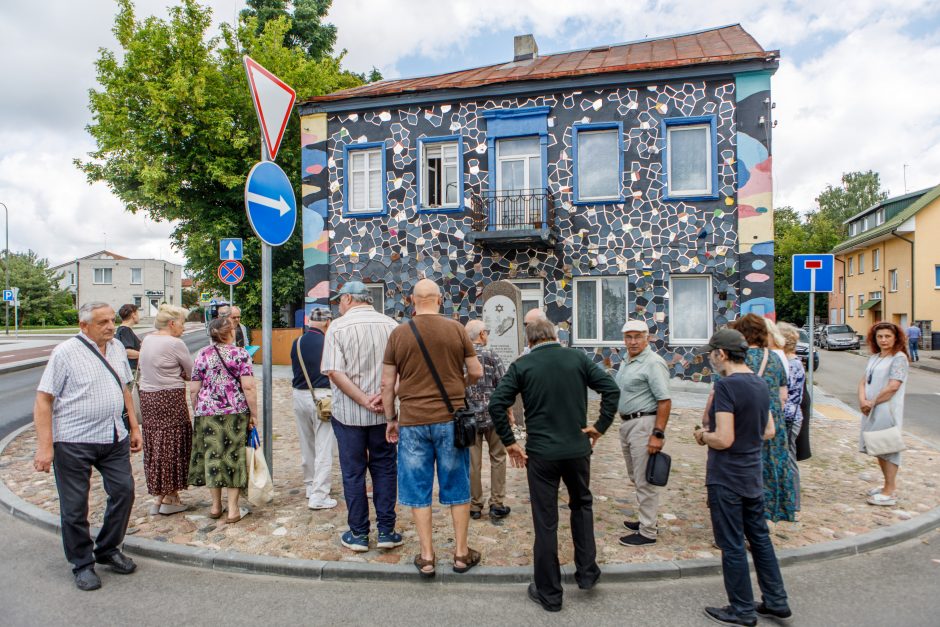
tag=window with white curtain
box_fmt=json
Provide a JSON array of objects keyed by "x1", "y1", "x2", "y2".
[
  {"x1": 669, "y1": 275, "x2": 712, "y2": 344},
  {"x1": 666, "y1": 124, "x2": 711, "y2": 196},
  {"x1": 348, "y1": 148, "x2": 383, "y2": 214},
  {"x1": 130, "y1": 268, "x2": 142, "y2": 285},
  {"x1": 573, "y1": 276, "x2": 629, "y2": 344},
  {"x1": 575, "y1": 128, "x2": 620, "y2": 200},
  {"x1": 421, "y1": 141, "x2": 460, "y2": 209},
  {"x1": 93, "y1": 268, "x2": 112, "y2": 284}
]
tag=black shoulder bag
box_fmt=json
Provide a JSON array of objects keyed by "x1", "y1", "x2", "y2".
[
  {"x1": 408, "y1": 320, "x2": 477, "y2": 449},
  {"x1": 76, "y1": 335, "x2": 130, "y2": 430},
  {"x1": 213, "y1": 345, "x2": 245, "y2": 396}
]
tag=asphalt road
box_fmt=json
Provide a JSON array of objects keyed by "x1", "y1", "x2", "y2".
[
  {"x1": 0, "y1": 331, "x2": 209, "y2": 440},
  {"x1": 812, "y1": 348, "x2": 940, "y2": 447}
]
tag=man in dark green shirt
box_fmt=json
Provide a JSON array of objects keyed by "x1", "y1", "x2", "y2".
[{"x1": 488, "y1": 318, "x2": 620, "y2": 612}]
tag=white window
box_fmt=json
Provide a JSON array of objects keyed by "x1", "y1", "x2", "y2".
[
  {"x1": 666, "y1": 124, "x2": 712, "y2": 196},
  {"x1": 830, "y1": 308, "x2": 837, "y2": 324},
  {"x1": 840, "y1": 308, "x2": 845, "y2": 323},
  {"x1": 573, "y1": 277, "x2": 629, "y2": 345},
  {"x1": 858, "y1": 293, "x2": 864, "y2": 315},
  {"x1": 364, "y1": 283, "x2": 385, "y2": 313},
  {"x1": 69, "y1": 272, "x2": 75, "y2": 286},
  {"x1": 348, "y1": 148, "x2": 383, "y2": 214},
  {"x1": 848, "y1": 295, "x2": 854, "y2": 317},
  {"x1": 849, "y1": 222, "x2": 857, "y2": 236},
  {"x1": 872, "y1": 249, "x2": 880, "y2": 271},
  {"x1": 509, "y1": 279, "x2": 544, "y2": 316},
  {"x1": 421, "y1": 141, "x2": 460, "y2": 209},
  {"x1": 876, "y1": 208, "x2": 885, "y2": 225},
  {"x1": 858, "y1": 253, "x2": 865, "y2": 274},
  {"x1": 838, "y1": 276, "x2": 844, "y2": 294},
  {"x1": 669, "y1": 275, "x2": 712, "y2": 344},
  {"x1": 848, "y1": 257, "x2": 854, "y2": 276},
  {"x1": 93, "y1": 268, "x2": 112, "y2": 284},
  {"x1": 130, "y1": 268, "x2": 142, "y2": 285},
  {"x1": 575, "y1": 128, "x2": 620, "y2": 200},
  {"x1": 133, "y1": 296, "x2": 142, "y2": 308},
  {"x1": 870, "y1": 291, "x2": 882, "y2": 300},
  {"x1": 862, "y1": 216, "x2": 869, "y2": 231},
  {"x1": 496, "y1": 137, "x2": 541, "y2": 192}
]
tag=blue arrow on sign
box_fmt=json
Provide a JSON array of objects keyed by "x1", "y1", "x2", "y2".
[
  {"x1": 220, "y1": 238, "x2": 243, "y2": 261},
  {"x1": 244, "y1": 161, "x2": 296, "y2": 247}
]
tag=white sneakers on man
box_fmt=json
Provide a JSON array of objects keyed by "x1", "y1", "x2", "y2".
[{"x1": 308, "y1": 496, "x2": 338, "y2": 510}]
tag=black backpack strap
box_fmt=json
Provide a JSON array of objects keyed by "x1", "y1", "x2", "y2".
[
  {"x1": 408, "y1": 320, "x2": 454, "y2": 414},
  {"x1": 213, "y1": 344, "x2": 245, "y2": 393},
  {"x1": 76, "y1": 335, "x2": 124, "y2": 392}
]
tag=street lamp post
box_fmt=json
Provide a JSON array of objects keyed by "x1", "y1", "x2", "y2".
[{"x1": 1, "y1": 202, "x2": 8, "y2": 336}]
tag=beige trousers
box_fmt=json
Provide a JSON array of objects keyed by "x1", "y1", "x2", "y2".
[
  {"x1": 619, "y1": 415, "x2": 660, "y2": 539},
  {"x1": 470, "y1": 427, "x2": 507, "y2": 511}
]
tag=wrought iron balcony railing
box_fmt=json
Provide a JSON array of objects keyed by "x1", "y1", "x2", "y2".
[{"x1": 469, "y1": 188, "x2": 556, "y2": 232}]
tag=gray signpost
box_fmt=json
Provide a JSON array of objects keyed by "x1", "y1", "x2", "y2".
[{"x1": 792, "y1": 254, "x2": 835, "y2": 423}]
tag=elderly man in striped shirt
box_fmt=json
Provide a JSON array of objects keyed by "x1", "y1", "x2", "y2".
[
  {"x1": 321, "y1": 281, "x2": 402, "y2": 553},
  {"x1": 33, "y1": 302, "x2": 143, "y2": 591}
]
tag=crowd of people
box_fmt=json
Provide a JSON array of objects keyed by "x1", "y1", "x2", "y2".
[{"x1": 30, "y1": 287, "x2": 914, "y2": 624}]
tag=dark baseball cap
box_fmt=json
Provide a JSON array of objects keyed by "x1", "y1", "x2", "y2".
[{"x1": 700, "y1": 328, "x2": 749, "y2": 353}]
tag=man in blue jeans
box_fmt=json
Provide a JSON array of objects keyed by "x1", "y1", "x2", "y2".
[
  {"x1": 694, "y1": 328, "x2": 792, "y2": 626},
  {"x1": 907, "y1": 324, "x2": 921, "y2": 362},
  {"x1": 321, "y1": 281, "x2": 402, "y2": 552},
  {"x1": 382, "y1": 279, "x2": 483, "y2": 577}
]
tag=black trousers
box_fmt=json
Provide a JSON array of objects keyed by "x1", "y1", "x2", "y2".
[
  {"x1": 526, "y1": 453, "x2": 600, "y2": 608},
  {"x1": 53, "y1": 437, "x2": 135, "y2": 573}
]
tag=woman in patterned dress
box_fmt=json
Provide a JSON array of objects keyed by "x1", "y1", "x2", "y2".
[
  {"x1": 138, "y1": 304, "x2": 193, "y2": 515},
  {"x1": 729, "y1": 314, "x2": 796, "y2": 523},
  {"x1": 778, "y1": 322, "x2": 805, "y2": 511},
  {"x1": 188, "y1": 317, "x2": 258, "y2": 523}
]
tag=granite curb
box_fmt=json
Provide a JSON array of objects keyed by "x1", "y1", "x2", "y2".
[{"x1": 3, "y1": 424, "x2": 939, "y2": 585}]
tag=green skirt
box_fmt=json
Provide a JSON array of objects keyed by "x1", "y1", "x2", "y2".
[{"x1": 188, "y1": 413, "x2": 249, "y2": 488}]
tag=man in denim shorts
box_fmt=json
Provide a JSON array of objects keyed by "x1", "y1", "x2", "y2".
[{"x1": 382, "y1": 279, "x2": 483, "y2": 577}]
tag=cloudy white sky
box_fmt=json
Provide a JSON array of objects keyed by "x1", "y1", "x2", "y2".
[{"x1": 1, "y1": 0, "x2": 939, "y2": 271}]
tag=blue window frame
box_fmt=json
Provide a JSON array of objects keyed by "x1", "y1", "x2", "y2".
[
  {"x1": 935, "y1": 264, "x2": 940, "y2": 289},
  {"x1": 660, "y1": 115, "x2": 719, "y2": 201},
  {"x1": 342, "y1": 141, "x2": 388, "y2": 217},
  {"x1": 572, "y1": 122, "x2": 624, "y2": 204},
  {"x1": 417, "y1": 135, "x2": 464, "y2": 213}
]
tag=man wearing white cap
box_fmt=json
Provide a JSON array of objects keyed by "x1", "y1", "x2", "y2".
[{"x1": 615, "y1": 320, "x2": 672, "y2": 546}]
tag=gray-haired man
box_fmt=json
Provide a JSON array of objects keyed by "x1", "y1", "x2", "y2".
[{"x1": 33, "y1": 302, "x2": 143, "y2": 591}]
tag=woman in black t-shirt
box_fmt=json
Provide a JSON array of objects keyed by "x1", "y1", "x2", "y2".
[{"x1": 116, "y1": 303, "x2": 142, "y2": 370}]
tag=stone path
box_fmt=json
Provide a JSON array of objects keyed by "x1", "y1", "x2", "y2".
[{"x1": 2, "y1": 378, "x2": 938, "y2": 568}]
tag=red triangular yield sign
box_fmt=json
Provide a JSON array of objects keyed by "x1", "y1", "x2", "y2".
[{"x1": 243, "y1": 55, "x2": 297, "y2": 161}]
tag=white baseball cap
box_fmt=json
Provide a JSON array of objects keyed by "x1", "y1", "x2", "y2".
[{"x1": 621, "y1": 320, "x2": 650, "y2": 333}]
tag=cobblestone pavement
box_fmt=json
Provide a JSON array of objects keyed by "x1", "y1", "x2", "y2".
[{"x1": 2, "y1": 378, "x2": 938, "y2": 568}]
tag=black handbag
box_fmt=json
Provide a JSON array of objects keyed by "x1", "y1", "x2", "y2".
[
  {"x1": 645, "y1": 451, "x2": 671, "y2": 487},
  {"x1": 408, "y1": 320, "x2": 477, "y2": 449}
]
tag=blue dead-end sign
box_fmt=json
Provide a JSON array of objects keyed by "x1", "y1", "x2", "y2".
[
  {"x1": 792, "y1": 254, "x2": 835, "y2": 293},
  {"x1": 244, "y1": 161, "x2": 296, "y2": 247}
]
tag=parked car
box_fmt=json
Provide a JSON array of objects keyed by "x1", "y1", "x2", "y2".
[
  {"x1": 796, "y1": 329, "x2": 820, "y2": 370},
  {"x1": 819, "y1": 324, "x2": 860, "y2": 350}
]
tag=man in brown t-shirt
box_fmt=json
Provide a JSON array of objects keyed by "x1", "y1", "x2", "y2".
[{"x1": 382, "y1": 279, "x2": 483, "y2": 577}]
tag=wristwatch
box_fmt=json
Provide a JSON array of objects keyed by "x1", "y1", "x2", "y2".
[{"x1": 651, "y1": 429, "x2": 666, "y2": 440}]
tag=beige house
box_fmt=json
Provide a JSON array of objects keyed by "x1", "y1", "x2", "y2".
[
  {"x1": 829, "y1": 184, "x2": 940, "y2": 348},
  {"x1": 52, "y1": 250, "x2": 183, "y2": 320}
]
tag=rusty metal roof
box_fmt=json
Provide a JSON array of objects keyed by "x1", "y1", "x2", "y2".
[{"x1": 305, "y1": 24, "x2": 776, "y2": 104}]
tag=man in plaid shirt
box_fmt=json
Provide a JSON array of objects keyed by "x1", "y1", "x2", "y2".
[{"x1": 464, "y1": 320, "x2": 513, "y2": 520}]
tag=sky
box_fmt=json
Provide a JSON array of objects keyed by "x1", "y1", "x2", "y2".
[{"x1": 1, "y1": 0, "x2": 939, "y2": 271}]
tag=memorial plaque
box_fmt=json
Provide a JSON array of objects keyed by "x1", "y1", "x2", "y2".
[{"x1": 481, "y1": 281, "x2": 524, "y2": 369}]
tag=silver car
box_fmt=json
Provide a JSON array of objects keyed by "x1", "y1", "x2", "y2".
[{"x1": 819, "y1": 324, "x2": 860, "y2": 350}]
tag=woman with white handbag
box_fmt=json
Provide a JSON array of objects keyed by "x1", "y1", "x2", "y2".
[{"x1": 858, "y1": 322, "x2": 910, "y2": 507}]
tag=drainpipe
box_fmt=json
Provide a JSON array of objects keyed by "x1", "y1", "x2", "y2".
[{"x1": 891, "y1": 231, "x2": 914, "y2": 321}]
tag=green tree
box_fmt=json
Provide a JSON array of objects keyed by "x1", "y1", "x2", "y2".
[
  {"x1": 815, "y1": 171, "x2": 888, "y2": 237},
  {"x1": 78, "y1": 0, "x2": 363, "y2": 327},
  {"x1": 5, "y1": 250, "x2": 75, "y2": 326},
  {"x1": 241, "y1": 0, "x2": 336, "y2": 60}
]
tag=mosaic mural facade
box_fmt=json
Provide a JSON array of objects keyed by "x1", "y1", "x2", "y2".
[{"x1": 299, "y1": 75, "x2": 775, "y2": 380}]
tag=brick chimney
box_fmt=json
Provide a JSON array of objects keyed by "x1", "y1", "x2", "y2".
[{"x1": 513, "y1": 34, "x2": 538, "y2": 62}]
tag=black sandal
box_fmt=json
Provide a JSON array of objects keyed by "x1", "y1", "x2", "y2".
[
  {"x1": 413, "y1": 554, "x2": 436, "y2": 578},
  {"x1": 453, "y1": 548, "x2": 481, "y2": 574}
]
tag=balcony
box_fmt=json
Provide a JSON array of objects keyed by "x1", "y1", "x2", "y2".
[{"x1": 466, "y1": 188, "x2": 560, "y2": 250}]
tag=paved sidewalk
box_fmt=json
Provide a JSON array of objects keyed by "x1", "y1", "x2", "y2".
[{"x1": 3, "y1": 373, "x2": 938, "y2": 569}]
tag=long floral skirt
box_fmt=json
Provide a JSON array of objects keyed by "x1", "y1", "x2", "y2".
[
  {"x1": 139, "y1": 388, "x2": 192, "y2": 496},
  {"x1": 188, "y1": 412, "x2": 249, "y2": 489}
]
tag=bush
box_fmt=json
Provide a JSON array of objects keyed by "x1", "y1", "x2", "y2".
[{"x1": 60, "y1": 309, "x2": 79, "y2": 326}]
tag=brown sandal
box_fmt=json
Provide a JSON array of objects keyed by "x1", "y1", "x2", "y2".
[
  {"x1": 453, "y1": 548, "x2": 481, "y2": 573},
  {"x1": 413, "y1": 554, "x2": 436, "y2": 578},
  {"x1": 208, "y1": 509, "x2": 224, "y2": 519}
]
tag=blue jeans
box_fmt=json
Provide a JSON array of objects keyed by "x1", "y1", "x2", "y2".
[
  {"x1": 398, "y1": 421, "x2": 470, "y2": 508},
  {"x1": 708, "y1": 484, "x2": 789, "y2": 620},
  {"x1": 909, "y1": 339, "x2": 919, "y2": 361},
  {"x1": 331, "y1": 419, "x2": 397, "y2": 535}
]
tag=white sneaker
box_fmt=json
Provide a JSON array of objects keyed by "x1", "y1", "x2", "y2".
[
  {"x1": 308, "y1": 496, "x2": 338, "y2": 510},
  {"x1": 305, "y1": 485, "x2": 314, "y2": 498},
  {"x1": 159, "y1": 502, "x2": 188, "y2": 515}
]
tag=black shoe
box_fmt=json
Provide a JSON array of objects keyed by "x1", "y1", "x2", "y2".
[
  {"x1": 756, "y1": 602, "x2": 792, "y2": 619},
  {"x1": 619, "y1": 532, "x2": 656, "y2": 546},
  {"x1": 74, "y1": 567, "x2": 101, "y2": 591},
  {"x1": 489, "y1": 505, "x2": 511, "y2": 519},
  {"x1": 527, "y1": 583, "x2": 561, "y2": 612},
  {"x1": 703, "y1": 606, "x2": 756, "y2": 626},
  {"x1": 95, "y1": 551, "x2": 137, "y2": 574},
  {"x1": 470, "y1": 510, "x2": 482, "y2": 520},
  {"x1": 623, "y1": 520, "x2": 640, "y2": 531},
  {"x1": 577, "y1": 573, "x2": 600, "y2": 590}
]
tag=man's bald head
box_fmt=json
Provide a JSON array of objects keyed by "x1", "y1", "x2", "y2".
[
  {"x1": 524, "y1": 308, "x2": 548, "y2": 326},
  {"x1": 413, "y1": 279, "x2": 442, "y2": 314}
]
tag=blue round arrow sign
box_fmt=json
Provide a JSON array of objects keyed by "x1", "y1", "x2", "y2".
[{"x1": 244, "y1": 161, "x2": 297, "y2": 247}]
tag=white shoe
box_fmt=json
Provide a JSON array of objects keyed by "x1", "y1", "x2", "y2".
[
  {"x1": 159, "y1": 502, "x2": 188, "y2": 515},
  {"x1": 867, "y1": 493, "x2": 897, "y2": 506},
  {"x1": 308, "y1": 496, "x2": 338, "y2": 510},
  {"x1": 305, "y1": 485, "x2": 314, "y2": 498},
  {"x1": 149, "y1": 502, "x2": 161, "y2": 516}
]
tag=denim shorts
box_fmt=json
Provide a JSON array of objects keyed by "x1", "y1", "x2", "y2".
[{"x1": 398, "y1": 421, "x2": 470, "y2": 508}]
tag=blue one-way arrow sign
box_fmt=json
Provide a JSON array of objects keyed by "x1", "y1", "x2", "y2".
[
  {"x1": 220, "y1": 238, "x2": 243, "y2": 261},
  {"x1": 244, "y1": 161, "x2": 296, "y2": 247}
]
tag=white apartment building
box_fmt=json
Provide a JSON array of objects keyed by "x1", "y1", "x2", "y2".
[{"x1": 52, "y1": 250, "x2": 183, "y2": 319}]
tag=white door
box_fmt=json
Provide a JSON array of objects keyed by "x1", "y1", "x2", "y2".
[
  {"x1": 496, "y1": 137, "x2": 541, "y2": 228},
  {"x1": 899, "y1": 314, "x2": 908, "y2": 328}
]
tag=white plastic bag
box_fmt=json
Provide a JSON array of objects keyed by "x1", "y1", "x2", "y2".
[{"x1": 246, "y1": 445, "x2": 274, "y2": 507}]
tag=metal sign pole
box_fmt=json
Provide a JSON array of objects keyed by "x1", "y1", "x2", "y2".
[
  {"x1": 229, "y1": 284, "x2": 234, "y2": 307},
  {"x1": 807, "y1": 291, "x2": 815, "y2": 421},
  {"x1": 260, "y1": 141, "x2": 274, "y2": 476}
]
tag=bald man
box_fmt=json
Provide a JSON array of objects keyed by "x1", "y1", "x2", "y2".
[{"x1": 382, "y1": 279, "x2": 484, "y2": 577}]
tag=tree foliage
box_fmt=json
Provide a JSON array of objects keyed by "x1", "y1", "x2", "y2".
[
  {"x1": 77, "y1": 0, "x2": 363, "y2": 327},
  {"x1": 241, "y1": 0, "x2": 336, "y2": 60},
  {"x1": 3, "y1": 250, "x2": 76, "y2": 326},
  {"x1": 815, "y1": 171, "x2": 888, "y2": 238}
]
